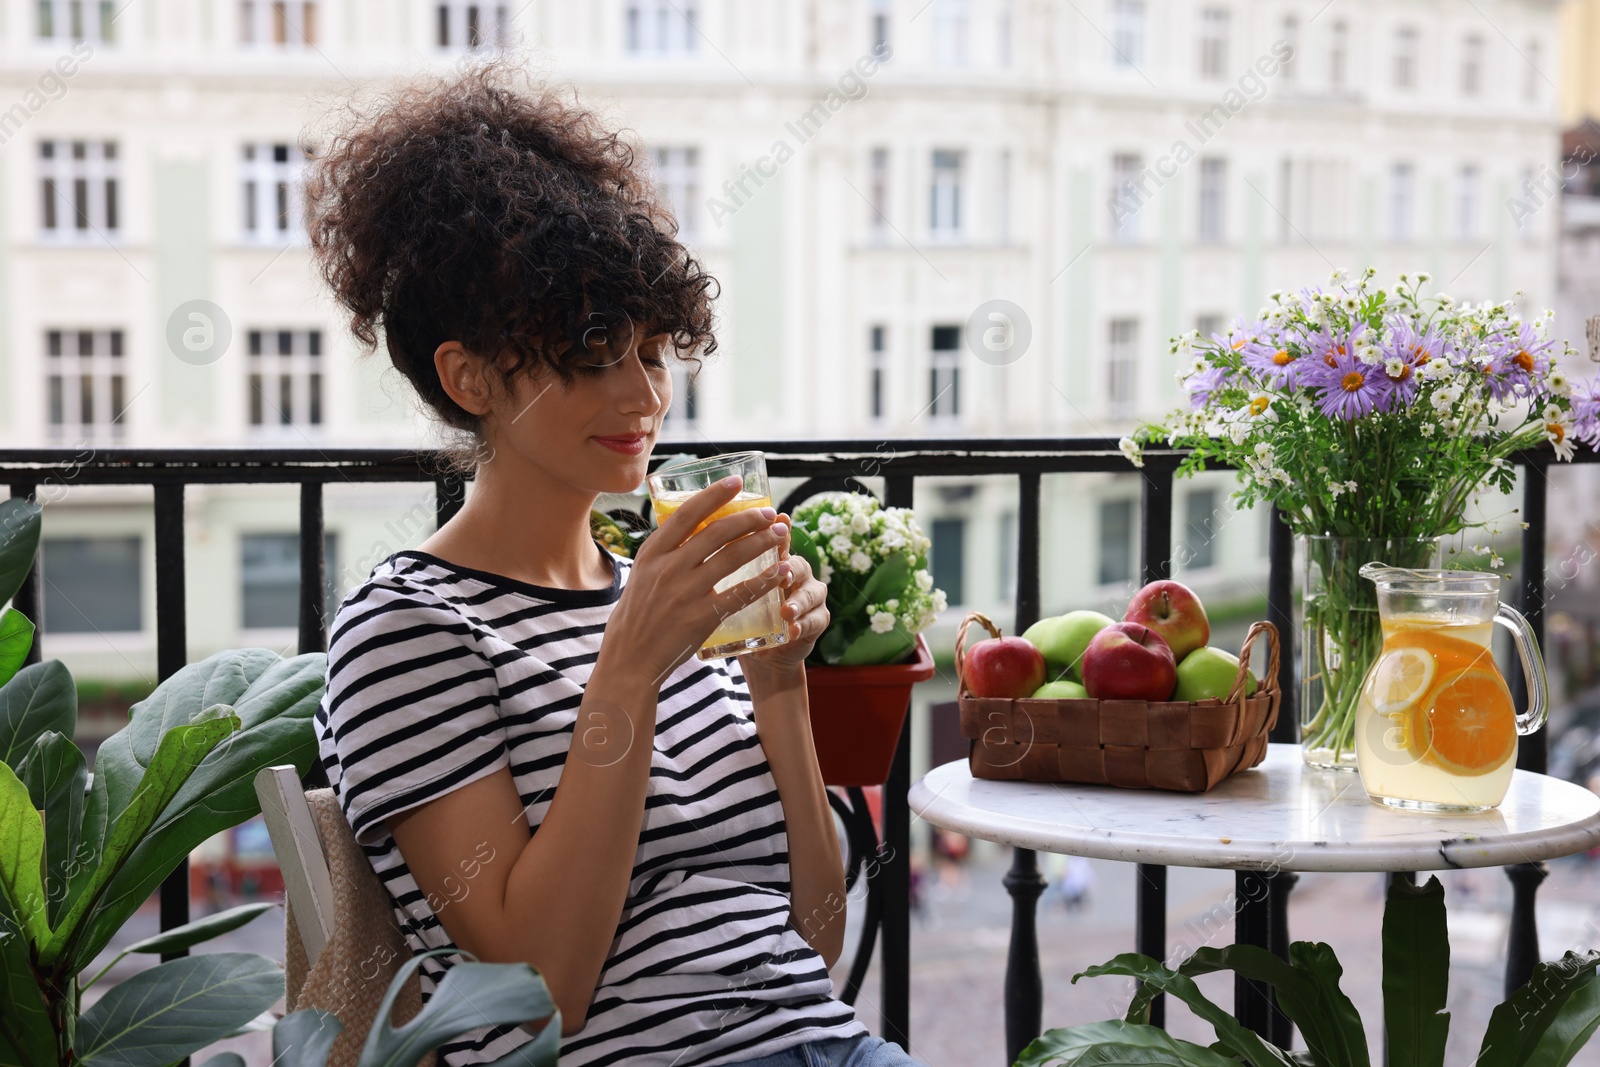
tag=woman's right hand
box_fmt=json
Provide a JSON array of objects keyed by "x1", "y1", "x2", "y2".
[{"x1": 602, "y1": 475, "x2": 790, "y2": 687}]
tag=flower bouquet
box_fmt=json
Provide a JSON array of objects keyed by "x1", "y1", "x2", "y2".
[
  {"x1": 1122, "y1": 268, "x2": 1600, "y2": 768},
  {"x1": 788, "y1": 492, "x2": 948, "y2": 666}
]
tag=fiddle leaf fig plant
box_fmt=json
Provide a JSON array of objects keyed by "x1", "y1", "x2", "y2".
[
  {"x1": 1018, "y1": 876, "x2": 1600, "y2": 1067},
  {"x1": 0, "y1": 496, "x2": 329, "y2": 1067}
]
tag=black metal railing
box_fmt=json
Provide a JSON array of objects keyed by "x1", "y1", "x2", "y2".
[{"x1": 1, "y1": 438, "x2": 1591, "y2": 1063}]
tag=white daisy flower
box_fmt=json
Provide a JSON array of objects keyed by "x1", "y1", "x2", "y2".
[{"x1": 869, "y1": 611, "x2": 896, "y2": 634}]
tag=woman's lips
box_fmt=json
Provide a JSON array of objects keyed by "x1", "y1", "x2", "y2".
[{"x1": 592, "y1": 433, "x2": 648, "y2": 455}]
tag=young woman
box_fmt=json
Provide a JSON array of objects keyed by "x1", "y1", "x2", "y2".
[{"x1": 307, "y1": 65, "x2": 928, "y2": 1067}]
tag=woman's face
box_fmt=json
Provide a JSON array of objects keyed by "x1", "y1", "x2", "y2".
[{"x1": 484, "y1": 328, "x2": 675, "y2": 497}]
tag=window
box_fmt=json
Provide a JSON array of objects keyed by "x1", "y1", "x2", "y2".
[
  {"x1": 46, "y1": 329, "x2": 126, "y2": 441},
  {"x1": 1111, "y1": 0, "x2": 1143, "y2": 68},
  {"x1": 239, "y1": 1, "x2": 317, "y2": 46},
  {"x1": 1525, "y1": 39, "x2": 1541, "y2": 103},
  {"x1": 930, "y1": 149, "x2": 964, "y2": 239},
  {"x1": 996, "y1": 149, "x2": 1012, "y2": 242},
  {"x1": 1197, "y1": 157, "x2": 1226, "y2": 243},
  {"x1": 40, "y1": 536, "x2": 140, "y2": 633},
  {"x1": 651, "y1": 147, "x2": 700, "y2": 240},
  {"x1": 929, "y1": 325, "x2": 961, "y2": 420},
  {"x1": 997, "y1": 0, "x2": 1012, "y2": 66},
  {"x1": 1110, "y1": 152, "x2": 1143, "y2": 243},
  {"x1": 1461, "y1": 34, "x2": 1483, "y2": 96},
  {"x1": 999, "y1": 511, "x2": 1016, "y2": 605},
  {"x1": 1390, "y1": 163, "x2": 1414, "y2": 242},
  {"x1": 932, "y1": 0, "x2": 968, "y2": 66},
  {"x1": 242, "y1": 143, "x2": 308, "y2": 244},
  {"x1": 931, "y1": 518, "x2": 966, "y2": 606},
  {"x1": 39, "y1": 140, "x2": 119, "y2": 240},
  {"x1": 1198, "y1": 8, "x2": 1229, "y2": 80},
  {"x1": 1183, "y1": 489, "x2": 1219, "y2": 570},
  {"x1": 870, "y1": 325, "x2": 887, "y2": 421},
  {"x1": 1280, "y1": 15, "x2": 1298, "y2": 81},
  {"x1": 1394, "y1": 27, "x2": 1418, "y2": 90},
  {"x1": 1277, "y1": 157, "x2": 1293, "y2": 243},
  {"x1": 1107, "y1": 318, "x2": 1137, "y2": 417},
  {"x1": 871, "y1": 0, "x2": 890, "y2": 55},
  {"x1": 437, "y1": 1, "x2": 507, "y2": 50},
  {"x1": 1457, "y1": 165, "x2": 1479, "y2": 240},
  {"x1": 240, "y1": 532, "x2": 340, "y2": 629},
  {"x1": 248, "y1": 329, "x2": 324, "y2": 430},
  {"x1": 625, "y1": 0, "x2": 697, "y2": 56},
  {"x1": 1098, "y1": 499, "x2": 1135, "y2": 586},
  {"x1": 869, "y1": 146, "x2": 890, "y2": 239},
  {"x1": 664, "y1": 364, "x2": 698, "y2": 430},
  {"x1": 1196, "y1": 313, "x2": 1224, "y2": 341},
  {"x1": 1329, "y1": 20, "x2": 1348, "y2": 87},
  {"x1": 37, "y1": 0, "x2": 114, "y2": 42}
]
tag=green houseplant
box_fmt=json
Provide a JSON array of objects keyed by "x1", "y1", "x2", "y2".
[
  {"x1": 1018, "y1": 875, "x2": 1600, "y2": 1066},
  {"x1": 0, "y1": 496, "x2": 326, "y2": 1067}
]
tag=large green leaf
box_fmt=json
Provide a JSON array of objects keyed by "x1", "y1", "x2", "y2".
[
  {"x1": 788, "y1": 523, "x2": 824, "y2": 585},
  {"x1": 0, "y1": 660, "x2": 77, "y2": 771},
  {"x1": 1014, "y1": 1020, "x2": 1239, "y2": 1066},
  {"x1": 1154, "y1": 943, "x2": 1369, "y2": 1067},
  {"x1": 0, "y1": 767, "x2": 55, "y2": 1067},
  {"x1": 360, "y1": 949, "x2": 559, "y2": 1067},
  {"x1": 835, "y1": 626, "x2": 916, "y2": 666},
  {"x1": 82, "y1": 903, "x2": 279, "y2": 994},
  {"x1": 1479, "y1": 952, "x2": 1600, "y2": 1067},
  {"x1": 0, "y1": 761, "x2": 50, "y2": 946},
  {"x1": 1384, "y1": 876, "x2": 1450, "y2": 1067},
  {"x1": 269, "y1": 1009, "x2": 342, "y2": 1067},
  {"x1": 1077, "y1": 953, "x2": 1293, "y2": 1067},
  {"x1": 1524, "y1": 974, "x2": 1600, "y2": 1067},
  {"x1": 833, "y1": 550, "x2": 912, "y2": 622},
  {"x1": 17, "y1": 729, "x2": 88, "y2": 929},
  {"x1": 0, "y1": 500, "x2": 41, "y2": 610},
  {"x1": 76, "y1": 952, "x2": 285, "y2": 1067},
  {"x1": 67, "y1": 651, "x2": 324, "y2": 970},
  {"x1": 0, "y1": 612, "x2": 35, "y2": 691},
  {"x1": 39, "y1": 706, "x2": 240, "y2": 969}
]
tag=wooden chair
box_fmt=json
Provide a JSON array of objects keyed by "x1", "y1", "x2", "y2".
[{"x1": 254, "y1": 765, "x2": 434, "y2": 1067}]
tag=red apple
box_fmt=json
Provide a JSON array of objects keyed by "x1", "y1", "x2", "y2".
[
  {"x1": 1081, "y1": 623, "x2": 1178, "y2": 701},
  {"x1": 1124, "y1": 580, "x2": 1210, "y2": 661},
  {"x1": 964, "y1": 637, "x2": 1048, "y2": 699}
]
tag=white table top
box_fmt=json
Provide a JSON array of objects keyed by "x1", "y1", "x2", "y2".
[{"x1": 908, "y1": 744, "x2": 1600, "y2": 873}]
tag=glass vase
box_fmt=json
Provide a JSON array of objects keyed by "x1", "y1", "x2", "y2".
[{"x1": 1299, "y1": 535, "x2": 1444, "y2": 771}]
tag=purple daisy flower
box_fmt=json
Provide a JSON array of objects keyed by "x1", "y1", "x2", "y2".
[
  {"x1": 1379, "y1": 318, "x2": 1442, "y2": 408},
  {"x1": 1185, "y1": 366, "x2": 1230, "y2": 409},
  {"x1": 1482, "y1": 323, "x2": 1555, "y2": 402},
  {"x1": 1305, "y1": 338, "x2": 1390, "y2": 421},
  {"x1": 1242, "y1": 340, "x2": 1306, "y2": 388},
  {"x1": 1574, "y1": 376, "x2": 1600, "y2": 448}
]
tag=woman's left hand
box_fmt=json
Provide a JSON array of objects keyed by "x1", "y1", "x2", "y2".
[{"x1": 743, "y1": 515, "x2": 829, "y2": 680}]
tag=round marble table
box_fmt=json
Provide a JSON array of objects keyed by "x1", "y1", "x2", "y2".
[
  {"x1": 909, "y1": 744, "x2": 1600, "y2": 1062},
  {"x1": 908, "y1": 743, "x2": 1600, "y2": 872}
]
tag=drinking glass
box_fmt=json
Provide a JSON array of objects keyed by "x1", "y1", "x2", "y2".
[{"x1": 647, "y1": 451, "x2": 789, "y2": 660}]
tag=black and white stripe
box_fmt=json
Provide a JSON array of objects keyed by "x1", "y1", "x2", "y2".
[{"x1": 316, "y1": 545, "x2": 865, "y2": 1067}]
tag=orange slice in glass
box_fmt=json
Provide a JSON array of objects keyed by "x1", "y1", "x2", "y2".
[{"x1": 1412, "y1": 667, "x2": 1516, "y2": 775}]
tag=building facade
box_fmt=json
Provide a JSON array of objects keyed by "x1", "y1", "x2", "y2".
[{"x1": 0, "y1": 0, "x2": 1567, "y2": 683}]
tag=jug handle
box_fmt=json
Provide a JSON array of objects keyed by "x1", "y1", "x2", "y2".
[{"x1": 1494, "y1": 602, "x2": 1549, "y2": 736}]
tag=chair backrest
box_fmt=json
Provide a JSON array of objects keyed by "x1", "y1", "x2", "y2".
[{"x1": 255, "y1": 765, "x2": 337, "y2": 967}]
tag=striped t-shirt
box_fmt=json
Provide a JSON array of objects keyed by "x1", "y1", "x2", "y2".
[{"x1": 315, "y1": 544, "x2": 867, "y2": 1067}]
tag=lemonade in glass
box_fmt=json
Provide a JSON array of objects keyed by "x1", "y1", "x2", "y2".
[
  {"x1": 1353, "y1": 564, "x2": 1547, "y2": 812},
  {"x1": 648, "y1": 451, "x2": 789, "y2": 660}
]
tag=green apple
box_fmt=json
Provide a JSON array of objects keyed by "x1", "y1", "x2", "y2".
[
  {"x1": 1022, "y1": 610, "x2": 1115, "y2": 682},
  {"x1": 1030, "y1": 679, "x2": 1090, "y2": 699},
  {"x1": 1173, "y1": 646, "x2": 1258, "y2": 702}
]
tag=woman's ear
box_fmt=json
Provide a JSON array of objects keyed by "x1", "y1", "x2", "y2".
[{"x1": 434, "y1": 341, "x2": 492, "y2": 417}]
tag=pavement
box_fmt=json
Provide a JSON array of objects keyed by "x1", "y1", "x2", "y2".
[{"x1": 78, "y1": 846, "x2": 1600, "y2": 1067}]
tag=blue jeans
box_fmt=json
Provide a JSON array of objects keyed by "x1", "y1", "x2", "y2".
[{"x1": 720, "y1": 1035, "x2": 928, "y2": 1067}]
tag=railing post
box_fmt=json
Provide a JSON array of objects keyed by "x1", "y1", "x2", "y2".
[
  {"x1": 882, "y1": 474, "x2": 914, "y2": 1050},
  {"x1": 154, "y1": 483, "x2": 190, "y2": 968},
  {"x1": 1507, "y1": 462, "x2": 1550, "y2": 995},
  {"x1": 299, "y1": 481, "x2": 327, "y2": 655},
  {"x1": 8, "y1": 482, "x2": 41, "y2": 668},
  {"x1": 1138, "y1": 464, "x2": 1174, "y2": 1028},
  {"x1": 1003, "y1": 471, "x2": 1046, "y2": 1066},
  {"x1": 1235, "y1": 871, "x2": 1273, "y2": 1036},
  {"x1": 1266, "y1": 506, "x2": 1297, "y2": 743}
]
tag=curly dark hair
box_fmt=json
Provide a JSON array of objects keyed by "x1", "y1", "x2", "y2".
[{"x1": 304, "y1": 62, "x2": 718, "y2": 435}]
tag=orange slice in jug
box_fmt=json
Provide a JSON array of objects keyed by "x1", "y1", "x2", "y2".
[{"x1": 1411, "y1": 667, "x2": 1517, "y2": 775}]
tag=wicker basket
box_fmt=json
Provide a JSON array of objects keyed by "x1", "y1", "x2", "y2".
[{"x1": 955, "y1": 614, "x2": 1281, "y2": 793}]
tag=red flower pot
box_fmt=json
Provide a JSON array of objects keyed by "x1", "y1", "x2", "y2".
[{"x1": 804, "y1": 635, "x2": 936, "y2": 787}]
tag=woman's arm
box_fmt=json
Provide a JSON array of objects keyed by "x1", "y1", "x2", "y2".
[{"x1": 743, "y1": 665, "x2": 849, "y2": 969}]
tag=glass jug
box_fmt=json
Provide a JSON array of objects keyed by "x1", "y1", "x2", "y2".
[{"x1": 1353, "y1": 563, "x2": 1547, "y2": 812}]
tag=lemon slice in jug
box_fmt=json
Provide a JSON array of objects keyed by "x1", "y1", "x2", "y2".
[{"x1": 1368, "y1": 646, "x2": 1436, "y2": 715}]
